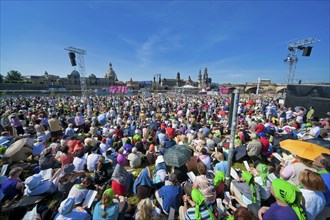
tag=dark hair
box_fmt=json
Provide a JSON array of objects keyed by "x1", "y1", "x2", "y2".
[
  {"x1": 61, "y1": 145, "x2": 69, "y2": 153},
  {"x1": 201, "y1": 148, "x2": 207, "y2": 155},
  {"x1": 233, "y1": 207, "x2": 252, "y2": 220},
  {"x1": 320, "y1": 153, "x2": 330, "y2": 172},
  {"x1": 197, "y1": 162, "x2": 207, "y2": 175}
]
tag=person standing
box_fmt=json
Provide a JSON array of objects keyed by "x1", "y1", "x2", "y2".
[{"x1": 48, "y1": 114, "x2": 63, "y2": 141}]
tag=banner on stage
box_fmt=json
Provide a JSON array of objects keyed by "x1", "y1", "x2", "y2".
[{"x1": 109, "y1": 86, "x2": 128, "y2": 94}]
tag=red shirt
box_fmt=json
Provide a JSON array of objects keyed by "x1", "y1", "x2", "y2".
[
  {"x1": 165, "y1": 127, "x2": 175, "y2": 139},
  {"x1": 254, "y1": 123, "x2": 265, "y2": 134},
  {"x1": 67, "y1": 140, "x2": 79, "y2": 153},
  {"x1": 60, "y1": 152, "x2": 74, "y2": 168},
  {"x1": 259, "y1": 137, "x2": 270, "y2": 153}
]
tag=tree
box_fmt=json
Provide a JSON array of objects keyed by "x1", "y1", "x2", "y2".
[
  {"x1": 5, "y1": 70, "x2": 23, "y2": 82},
  {"x1": 0, "y1": 74, "x2": 3, "y2": 83}
]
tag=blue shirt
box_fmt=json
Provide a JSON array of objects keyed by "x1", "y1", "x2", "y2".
[
  {"x1": 321, "y1": 173, "x2": 330, "y2": 207},
  {"x1": 93, "y1": 201, "x2": 119, "y2": 220},
  {"x1": 214, "y1": 161, "x2": 228, "y2": 174},
  {"x1": 55, "y1": 209, "x2": 91, "y2": 220},
  {"x1": 32, "y1": 142, "x2": 45, "y2": 156},
  {"x1": 158, "y1": 185, "x2": 181, "y2": 213}
]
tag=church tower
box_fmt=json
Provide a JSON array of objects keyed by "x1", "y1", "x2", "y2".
[
  {"x1": 198, "y1": 68, "x2": 202, "y2": 88},
  {"x1": 176, "y1": 72, "x2": 180, "y2": 86},
  {"x1": 105, "y1": 63, "x2": 118, "y2": 85}
]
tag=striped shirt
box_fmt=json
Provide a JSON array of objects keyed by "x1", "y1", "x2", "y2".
[{"x1": 185, "y1": 205, "x2": 214, "y2": 220}]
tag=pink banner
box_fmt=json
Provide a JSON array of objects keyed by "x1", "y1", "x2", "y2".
[
  {"x1": 109, "y1": 86, "x2": 128, "y2": 94},
  {"x1": 219, "y1": 87, "x2": 230, "y2": 94}
]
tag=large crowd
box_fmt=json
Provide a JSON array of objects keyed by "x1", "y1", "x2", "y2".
[{"x1": 0, "y1": 94, "x2": 329, "y2": 220}]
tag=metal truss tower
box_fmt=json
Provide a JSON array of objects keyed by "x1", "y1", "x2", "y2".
[
  {"x1": 284, "y1": 38, "x2": 319, "y2": 85},
  {"x1": 65, "y1": 47, "x2": 88, "y2": 102}
]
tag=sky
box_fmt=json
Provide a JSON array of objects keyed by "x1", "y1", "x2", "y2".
[{"x1": 1, "y1": 1, "x2": 329, "y2": 84}]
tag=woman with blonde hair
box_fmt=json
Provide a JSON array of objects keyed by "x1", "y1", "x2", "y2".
[
  {"x1": 135, "y1": 198, "x2": 160, "y2": 220},
  {"x1": 298, "y1": 169, "x2": 326, "y2": 220}
]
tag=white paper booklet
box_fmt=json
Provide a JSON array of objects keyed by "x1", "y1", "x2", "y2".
[
  {"x1": 267, "y1": 173, "x2": 277, "y2": 182},
  {"x1": 230, "y1": 167, "x2": 239, "y2": 181},
  {"x1": 243, "y1": 161, "x2": 250, "y2": 171},
  {"x1": 1, "y1": 164, "x2": 8, "y2": 176},
  {"x1": 187, "y1": 171, "x2": 196, "y2": 182},
  {"x1": 83, "y1": 190, "x2": 98, "y2": 208}
]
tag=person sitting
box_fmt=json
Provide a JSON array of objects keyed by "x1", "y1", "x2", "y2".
[
  {"x1": 230, "y1": 171, "x2": 261, "y2": 206},
  {"x1": 111, "y1": 164, "x2": 132, "y2": 196},
  {"x1": 213, "y1": 152, "x2": 228, "y2": 175},
  {"x1": 280, "y1": 155, "x2": 316, "y2": 187},
  {"x1": 64, "y1": 123, "x2": 75, "y2": 138},
  {"x1": 86, "y1": 146, "x2": 101, "y2": 172},
  {"x1": 298, "y1": 169, "x2": 326, "y2": 220},
  {"x1": 73, "y1": 150, "x2": 87, "y2": 171},
  {"x1": 39, "y1": 147, "x2": 59, "y2": 170},
  {"x1": 59, "y1": 145, "x2": 74, "y2": 168},
  {"x1": 251, "y1": 163, "x2": 272, "y2": 205},
  {"x1": 54, "y1": 197, "x2": 91, "y2": 220},
  {"x1": 58, "y1": 164, "x2": 84, "y2": 197},
  {"x1": 146, "y1": 143, "x2": 156, "y2": 165},
  {"x1": 24, "y1": 170, "x2": 60, "y2": 196},
  {"x1": 198, "y1": 147, "x2": 212, "y2": 170},
  {"x1": 179, "y1": 188, "x2": 216, "y2": 220},
  {"x1": 94, "y1": 156, "x2": 111, "y2": 185},
  {"x1": 93, "y1": 188, "x2": 128, "y2": 220},
  {"x1": 192, "y1": 162, "x2": 216, "y2": 204},
  {"x1": 246, "y1": 133, "x2": 262, "y2": 158},
  {"x1": 127, "y1": 147, "x2": 143, "y2": 168},
  {"x1": 1, "y1": 167, "x2": 24, "y2": 201},
  {"x1": 258, "y1": 178, "x2": 307, "y2": 220},
  {"x1": 135, "y1": 197, "x2": 162, "y2": 220},
  {"x1": 116, "y1": 147, "x2": 128, "y2": 167},
  {"x1": 32, "y1": 137, "x2": 46, "y2": 158},
  {"x1": 133, "y1": 167, "x2": 153, "y2": 199},
  {"x1": 67, "y1": 176, "x2": 94, "y2": 205},
  {"x1": 155, "y1": 174, "x2": 182, "y2": 215}
]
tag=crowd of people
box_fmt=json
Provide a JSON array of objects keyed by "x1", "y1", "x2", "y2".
[{"x1": 0, "y1": 94, "x2": 329, "y2": 220}]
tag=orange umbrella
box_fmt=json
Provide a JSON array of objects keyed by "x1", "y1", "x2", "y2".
[{"x1": 280, "y1": 139, "x2": 330, "y2": 161}]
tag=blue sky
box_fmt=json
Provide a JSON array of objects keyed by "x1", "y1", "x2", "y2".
[{"x1": 1, "y1": 1, "x2": 329, "y2": 84}]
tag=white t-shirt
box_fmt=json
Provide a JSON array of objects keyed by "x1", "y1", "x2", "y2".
[
  {"x1": 99, "y1": 143, "x2": 109, "y2": 155},
  {"x1": 300, "y1": 188, "x2": 326, "y2": 220},
  {"x1": 127, "y1": 152, "x2": 142, "y2": 168},
  {"x1": 67, "y1": 185, "x2": 89, "y2": 205},
  {"x1": 86, "y1": 153, "x2": 101, "y2": 172},
  {"x1": 73, "y1": 157, "x2": 87, "y2": 171}
]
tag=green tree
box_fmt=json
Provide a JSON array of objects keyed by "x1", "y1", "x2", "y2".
[
  {"x1": 5, "y1": 70, "x2": 23, "y2": 82},
  {"x1": 0, "y1": 74, "x2": 3, "y2": 83}
]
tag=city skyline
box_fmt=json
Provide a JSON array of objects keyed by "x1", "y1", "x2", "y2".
[{"x1": 1, "y1": 1, "x2": 329, "y2": 84}]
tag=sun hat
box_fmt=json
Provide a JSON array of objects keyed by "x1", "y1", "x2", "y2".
[
  {"x1": 25, "y1": 173, "x2": 43, "y2": 190},
  {"x1": 58, "y1": 197, "x2": 75, "y2": 215}
]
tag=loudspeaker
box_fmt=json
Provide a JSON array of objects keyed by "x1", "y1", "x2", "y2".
[
  {"x1": 302, "y1": 46, "x2": 312, "y2": 56},
  {"x1": 68, "y1": 52, "x2": 77, "y2": 66}
]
